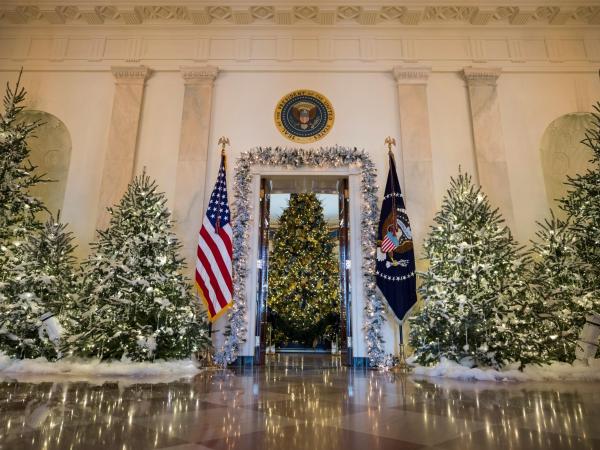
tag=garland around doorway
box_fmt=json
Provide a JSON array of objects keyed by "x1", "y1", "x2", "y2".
[{"x1": 213, "y1": 146, "x2": 387, "y2": 368}]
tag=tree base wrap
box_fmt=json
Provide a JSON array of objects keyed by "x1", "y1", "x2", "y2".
[{"x1": 576, "y1": 311, "x2": 600, "y2": 361}]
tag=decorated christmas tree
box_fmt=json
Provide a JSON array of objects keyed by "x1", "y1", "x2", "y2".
[
  {"x1": 65, "y1": 173, "x2": 210, "y2": 361},
  {"x1": 0, "y1": 72, "x2": 47, "y2": 279},
  {"x1": 0, "y1": 216, "x2": 78, "y2": 359},
  {"x1": 409, "y1": 172, "x2": 541, "y2": 368},
  {"x1": 268, "y1": 193, "x2": 340, "y2": 347}
]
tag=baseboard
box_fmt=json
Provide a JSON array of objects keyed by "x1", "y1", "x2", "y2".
[{"x1": 228, "y1": 354, "x2": 372, "y2": 369}]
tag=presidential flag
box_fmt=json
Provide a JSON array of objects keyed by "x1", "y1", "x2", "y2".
[
  {"x1": 195, "y1": 151, "x2": 233, "y2": 322},
  {"x1": 375, "y1": 151, "x2": 417, "y2": 321}
]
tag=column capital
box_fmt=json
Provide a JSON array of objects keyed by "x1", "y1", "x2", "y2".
[
  {"x1": 392, "y1": 66, "x2": 431, "y2": 85},
  {"x1": 462, "y1": 67, "x2": 502, "y2": 86},
  {"x1": 111, "y1": 65, "x2": 151, "y2": 83},
  {"x1": 180, "y1": 65, "x2": 219, "y2": 85}
]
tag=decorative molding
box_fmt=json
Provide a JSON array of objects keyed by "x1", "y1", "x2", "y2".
[
  {"x1": 584, "y1": 38, "x2": 600, "y2": 62},
  {"x1": 546, "y1": 39, "x2": 563, "y2": 62},
  {"x1": 0, "y1": 4, "x2": 599, "y2": 27},
  {"x1": 126, "y1": 37, "x2": 143, "y2": 62},
  {"x1": 469, "y1": 38, "x2": 486, "y2": 63},
  {"x1": 401, "y1": 39, "x2": 418, "y2": 62},
  {"x1": 509, "y1": 6, "x2": 537, "y2": 25},
  {"x1": 463, "y1": 67, "x2": 502, "y2": 86},
  {"x1": 392, "y1": 66, "x2": 431, "y2": 84},
  {"x1": 180, "y1": 65, "x2": 218, "y2": 84},
  {"x1": 1, "y1": 32, "x2": 598, "y2": 71},
  {"x1": 111, "y1": 65, "x2": 151, "y2": 82},
  {"x1": 508, "y1": 39, "x2": 525, "y2": 63},
  {"x1": 470, "y1": 8, "x2": 495, "y2": 26}
]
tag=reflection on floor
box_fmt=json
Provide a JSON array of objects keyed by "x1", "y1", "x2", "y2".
[{"x1": 1, "y1": 353, "x2": 599, "y2": 450}]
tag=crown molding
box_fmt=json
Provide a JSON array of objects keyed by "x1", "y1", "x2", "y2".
[
  {"x1": 2, "y1": 31, "x2": 598, "y2": 69},
  {"x1": 1, "y1": 63, "x2": 598, "y2": 74},
  {"x1": 0, "y1": 4, "x2": 599, "y2": 28}
]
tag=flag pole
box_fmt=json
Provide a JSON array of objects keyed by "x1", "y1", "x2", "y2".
[
  {"x1": 215, "y1": 136, "x2": 230, "y2": 234},
  {"x1": 396, "y1": 320, "x2": 410, "y2": 373},
  {"x1": 218, "y1": 135, "x2": 229, "y2": 162},
  {"x1": 198, "y1": 136, "x2": 231, "y2": 369},
  {"x1": 385, "y1": 136, "x2": 411, "y2": 374},
  {"x1": 385, "y1": 137, "x2": 397, "y2": 234}
]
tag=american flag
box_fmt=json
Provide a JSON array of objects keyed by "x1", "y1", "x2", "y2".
[
  {"x1": 380, "y1": 230, "x2": 399, "y2": 253},
  {"x1": 195, "y1": 153, "x2": 233, "y2": 321}
]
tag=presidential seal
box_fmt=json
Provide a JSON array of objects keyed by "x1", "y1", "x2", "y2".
[{"x1": 274, "y1": 89, "x2": 334, "y2": 143}]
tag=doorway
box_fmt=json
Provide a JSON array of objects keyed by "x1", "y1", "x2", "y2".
[{"x1": 253, "y1": 175, "x2": 352, "y2": 366}]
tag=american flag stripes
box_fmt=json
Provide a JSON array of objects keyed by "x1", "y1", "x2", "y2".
[
  {"x1": 380, "y1": 231, "x2": 399, "y2": 253},
  {"x1": 195, "y1": 152, "x2": 233, "y2": 322}
]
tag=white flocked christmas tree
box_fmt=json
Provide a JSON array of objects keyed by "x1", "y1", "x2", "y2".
[
  {"x1": 528, "y1": 213, "x2": 590, "y2": 362},
  {"x1": 0, "y1": 74, "x2": 47, "y2": 279},
  {"x1": 559, "y1": 104, "x2": 600, "y2": 320},
  {"x1": 409, "y1": 172, "x2": 542, "y2": 369},
  {"x1": 529, "y1": 103, "x2": 600, "y2": 362},
  {"x1": 0, "y1": 74, "x2": 67, "y2": 359},
  {"x1": 0, "y1": 216, "x2": 78, "y2": 360},
  {"x1": 65, "y1": 172, "x2": 210, "y2": 361}
]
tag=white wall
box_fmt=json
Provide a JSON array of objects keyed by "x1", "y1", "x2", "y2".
[
  {"x1": 9, "y1": 67, "x2": 595, "y2": 250},
  {"x1": 205, "y1": 70, "x2": 402, "y2": 204},
  {"x1": 428, "y1": 72, "x2": 479, "y2": 210},
  {"x1": 499, "y1": 72, "x2": 600, "y2": 242},
  {"x1": 134, "y1": 71, "x2": 185, "y2": 209}
]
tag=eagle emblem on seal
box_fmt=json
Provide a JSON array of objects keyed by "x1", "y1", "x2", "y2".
[
  {"x1": 291, "y1": 102, "x2": 318, "y2": 130},
  {"x1": 377, "y1": 207, "x2": 413, "y2": 268},
  {"x1": 274, "y1": 90, "x2": 334, "y2": 143}
]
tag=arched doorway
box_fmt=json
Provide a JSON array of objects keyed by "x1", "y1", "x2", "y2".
[
  {"x1": 19, "y1": 110, "x2": 72, "y2": 216},
  {"x1": 540, "y1": 112, "x2": 593, "y2": 212}
]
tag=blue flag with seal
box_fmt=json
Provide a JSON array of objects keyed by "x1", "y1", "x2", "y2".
[{"x1": 376, "y1": 149, "x2": 417, "y2": 321}]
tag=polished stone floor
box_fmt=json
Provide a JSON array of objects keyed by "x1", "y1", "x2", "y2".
[{"x1": 1, "y1": 353, "x2": 599, "y2": 450}]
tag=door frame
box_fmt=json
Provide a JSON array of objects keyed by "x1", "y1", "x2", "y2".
[{"x1": 241, "y1": 166, "x2": 367, "y2": 364}]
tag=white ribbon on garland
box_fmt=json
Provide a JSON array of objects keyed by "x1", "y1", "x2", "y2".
[{"x1": 213, "y1": 146, "x2": 388, "y2": 368}]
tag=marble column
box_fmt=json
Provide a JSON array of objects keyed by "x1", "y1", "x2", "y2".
[
  {"x1": 174, "y1": 66, "x2": 219, "y2": 270},
  {"x1": 392, "y1": 66, "x2": 436, "y2": 261},
  {"x1": 463, "y1": 67, "x2": 515, "y2": 227},
  {"x1": 96, "y1": 65, "x2": 151, "y2": 229}
]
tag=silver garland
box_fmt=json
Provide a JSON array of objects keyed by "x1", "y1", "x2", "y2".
[{"x1": 214, "y1": 146, "x2": 387, "y2": 368}]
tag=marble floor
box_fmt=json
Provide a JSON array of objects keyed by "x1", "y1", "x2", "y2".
[{"x1": 0, "y1": 353, "x2": 599, "y2": 450}]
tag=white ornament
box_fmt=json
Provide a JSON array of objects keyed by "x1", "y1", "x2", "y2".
[{"x1": 39, "y1": 312, "x2": 63, "y2": 346}]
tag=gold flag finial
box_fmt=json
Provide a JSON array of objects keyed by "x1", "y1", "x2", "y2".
[
  {"x1": 218, "y1": 136, "x2": 230, "y2": 155},
  {"x1": 384, "y1": 136, "x2": 396, "y2": 154}
]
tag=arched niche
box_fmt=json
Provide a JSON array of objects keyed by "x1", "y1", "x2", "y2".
[
  {"x1": 540, "y1": 113, "x2": 593, "y2": 213},
  {"x1": 19, "y1": 110, "x2": 72, "y2": 216}
]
